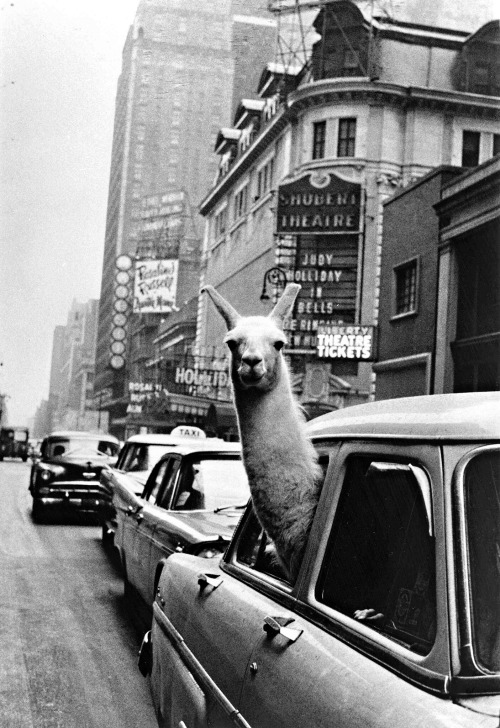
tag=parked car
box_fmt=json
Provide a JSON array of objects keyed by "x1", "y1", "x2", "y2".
[
  {"x1": 139, "y1": 392, "x2": 500, "y2": 728},
  {"x1": 114, "y1": 440, "x2": 250, "y2": 611},
  {"x1": 99, "y1": 427, "x2": 216, "y2": 544},
  {"x1": 0, "y1": 426, "x2": 30, "y2": 461},
  {"x1": 29, "y1": 431, "x2": 120, "y2": 523}
]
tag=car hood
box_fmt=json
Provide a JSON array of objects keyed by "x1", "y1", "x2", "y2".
[{"x1": 170, "y1": 508, "x2": 243, "y2": 540}]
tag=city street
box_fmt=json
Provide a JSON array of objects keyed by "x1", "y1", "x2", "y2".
[{"x1": 0, "y1": 460, "x2": 157, "y2": 728}]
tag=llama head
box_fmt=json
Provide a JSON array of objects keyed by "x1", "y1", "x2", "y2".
[{"x1": 202, "y1": 283, "x2": 301, "y2": 392}]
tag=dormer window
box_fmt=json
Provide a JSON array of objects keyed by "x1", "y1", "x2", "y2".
[{"x1": 455, "y1": 21, "x2": 500, "y2": 97}]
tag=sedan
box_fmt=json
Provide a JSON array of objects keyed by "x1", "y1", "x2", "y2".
[
  {"x1": 113, "y1": 441, "x2": 250, "y2": 611},
  {"x1": 141, "y1": 392, "x2": 500, "y2": 728},
  {"x1": 29, "y1": 431, "x2": 120, "y2": 523}
]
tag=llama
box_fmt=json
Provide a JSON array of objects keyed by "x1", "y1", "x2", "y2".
[{"x1": 203, "y1": 283, "x2": 322, "y2": 581}]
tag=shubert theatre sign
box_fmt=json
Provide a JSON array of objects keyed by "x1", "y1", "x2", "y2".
[
  {"x1": 276, "y1": 172, "x2": 363, "y2": 351},
  {"x1": 277, "y1": 171, "x2": 361, "y2": 234}
]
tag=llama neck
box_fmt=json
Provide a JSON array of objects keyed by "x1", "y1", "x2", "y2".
[{"x1": 233, "y1": 372, "x2": 305, "y2": 456}]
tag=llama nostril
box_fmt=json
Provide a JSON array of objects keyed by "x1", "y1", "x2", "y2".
[{"x1": 242, "y1": 354, "x2": 262, "y2": 369}]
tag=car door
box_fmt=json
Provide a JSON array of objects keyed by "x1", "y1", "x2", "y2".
[
  {"x1": 237, "y1": 440, "x2": 459, "y2": 728},
  {"x1": 142, "y1": 456, "x2": 182, "y2": 603},
  {"x1": 153, "y1": 506, "x2": 298, "y2": 728},
  {"x1": 125, "y1": 457, "x2": 171, "y2": 599}
]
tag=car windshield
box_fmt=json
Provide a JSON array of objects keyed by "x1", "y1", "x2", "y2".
[
  {"x1": 173, "y1": 457, "x2": 249, "y2": 512},
  {"x1": 464, "y1": 450, "x2": 500, "y2": 673},
  {"x1": 47, "y1": 438, "x2": 118, "y2": 459},
  {"x1": 119, "y1": 444, "x2": 173, "y2": 473}
]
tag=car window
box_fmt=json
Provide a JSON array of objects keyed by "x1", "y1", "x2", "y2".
[
  {"x1": 464, "y1": 450, "x2": 500, "y2": 673},
  {"x1": 143, "y1": 459, "x2": 171, "y2": 503},
  {"x1": 317, "y1": 456, "x2": 436, "y2": 655},
  {"x1": 234, "y1": 453, "x2": 331, "y2": 583},
  {"x1": 236, "y1": 508, "x2": 289, "y2": 582},
  {"x1": 117, "y1": 443, "x2": 173, "y2": 473},
  {"x1": 155, "y1": 458, "x2": 182, "y2": 508},
  {"x1": 169, "y1": 456, "x2": 249, "y2": 512},
  {"x1": 45, "y1": 438, "x2": 117, "y2": 458}
]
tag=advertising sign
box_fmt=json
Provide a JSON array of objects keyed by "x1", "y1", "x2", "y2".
[
  {"x1": 127, "y1": 381, "x2": 166, "y2": 415},
  {"x1": 133, "y1": 259, "x2": 179, "y2": 314},
  {"x1": 283, "y1": 233, "x2": 359, "y2": 350},
  {"x1": 316, "y1": 325, "x2": 377, "y2": 361},
  {"x1": 277, "y1": 171, "x2": 361, "y2": 234}
]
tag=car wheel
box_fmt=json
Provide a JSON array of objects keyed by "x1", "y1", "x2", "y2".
[
  {"x1": 101, "y1": 524, "x2": 114, "y2": 547},
  {"x1": 32, "y1": 500, "x2": 44, "y2": 523}
]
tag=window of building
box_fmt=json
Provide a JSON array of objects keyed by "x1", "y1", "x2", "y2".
[
  {"x1": 394, "y1": 258, "x2": 418, "y2": 317},
  {"x1": 317, "y1": 457, "x2": 436, "y2": 655},
  {"x1": 233, "y1": 185, "x2": 248, "y2": 221},
  {"x1": 343, "y1": 49, "x2": 361, "y2": 76},
  {"x1": 493, "y1": 134, "x2": 500, "y2": 157},
  {"x1": 214, "y1": 206, "x2": 227, "y2": 238},
  {"x1": 337, "y1": 118, "x2": 356, "y2": 157},
  {"x1": 255, "y1": 157, "x2": 275, "y2": 200},
  {"x1": 462, "y1": 130, "x2": 481, "y2": 168},
  {"x1": 312, "y1": 120, "x2": 326, "y2": 160}
]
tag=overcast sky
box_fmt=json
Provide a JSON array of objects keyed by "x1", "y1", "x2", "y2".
[{"x1": 0, "y1": 0, "x2": 139, "y2": 425}]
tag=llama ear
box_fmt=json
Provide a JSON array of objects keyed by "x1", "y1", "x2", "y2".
[
  {"x1": 269, "y1": 283, "x2": 301, "y2": 325},
  {"x1": 202, "y1": 285, "x2": 241, "y2": 330}
]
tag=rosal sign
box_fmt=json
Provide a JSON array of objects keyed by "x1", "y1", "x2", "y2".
[{"x1": 133, "y1": 259, "x2": 179, "y2": 314}]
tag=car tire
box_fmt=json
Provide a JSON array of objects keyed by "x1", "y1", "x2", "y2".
[
  {"x1": 101, "y1": 524, "x2": 114, "y2": 547},
  {"x1": 32, "y1": 500, "x2": 44, "y2": 524}
]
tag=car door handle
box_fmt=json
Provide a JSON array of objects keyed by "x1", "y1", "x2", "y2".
[
  {"x1": 263, "y1": 616, "x2": 303, "y2": 643},
  {"x1": 197, "y1": 572, "x2": 223, "y2": 590},
  {"x1": 134, "y1": 512, "x2": 143, "y2": 522}
]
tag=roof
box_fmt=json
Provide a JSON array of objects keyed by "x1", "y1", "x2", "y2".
[
  {"x1": 306, "y1": 392, "x2": 500, "y2": 442},
  {"x1": 156, "y1": 441, "x2": 242, "y2": 459},
  {"x1": 123, "y1": 433, "x2": 224, "y2": 446},
  {"x1": 47, "y1": 430, "x2": 119, "y2": 443}
]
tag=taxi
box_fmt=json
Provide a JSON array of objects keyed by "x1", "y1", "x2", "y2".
[
  {"x1": 114, "y1": 440, "x2": 249, "y2": 611},
  {"x1": 139, "y1": 392, "x2": 500, "y2": 728},
  {"x1": 99, "y1": 426, "x2": 209, "y2": 544}
]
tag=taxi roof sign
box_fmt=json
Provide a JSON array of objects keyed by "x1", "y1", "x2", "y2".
[{"x1": 170, "y1": 426, "x2": 206, "y2": 439}]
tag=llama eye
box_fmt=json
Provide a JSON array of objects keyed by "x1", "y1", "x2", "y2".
[
  {"x1": 274, "y1": 341, "x2": 284, "y2": 351},
  {"x1": 226, "y1": 340, "x2": 238, "y2": 352}
]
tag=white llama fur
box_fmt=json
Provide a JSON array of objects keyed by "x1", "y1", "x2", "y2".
[{"x1": 203, "y1": 283, "x2": 322, "y2": 581}]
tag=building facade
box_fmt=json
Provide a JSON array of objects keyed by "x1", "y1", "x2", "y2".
[
  {"x1": 375, "y1": 156, "x2": 500, "y2": 397},
  {"x1": 197, "y1": 3, "x2": 500, "y2": 415},
  {"x1": 94, "y1": 0, "x2": 278, "y2": 438}
]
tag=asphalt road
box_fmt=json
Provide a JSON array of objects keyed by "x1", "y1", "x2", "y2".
[{"x1": 0, "y1": 460, "x2": 158, "y2": 728}]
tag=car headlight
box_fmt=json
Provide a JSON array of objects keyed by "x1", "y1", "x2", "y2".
[{"x1": 40, "y1": 470, "x2": 52, "y2": 481}]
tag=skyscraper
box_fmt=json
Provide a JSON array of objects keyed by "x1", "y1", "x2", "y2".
[{"x1": 94, "y1": 0, "x2": 277, "y2": 436}]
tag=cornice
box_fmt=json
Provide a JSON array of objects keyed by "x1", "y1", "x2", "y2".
[{"x1": 200, "y1": 79, "x2": 500, "y2": 215}]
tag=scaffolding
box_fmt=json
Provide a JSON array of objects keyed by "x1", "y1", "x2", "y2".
[{"x1": 267, "y1": 0, "x2": 385, "y2": 84}]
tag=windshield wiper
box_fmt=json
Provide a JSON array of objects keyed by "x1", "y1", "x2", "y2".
[{"x1": 214, "y1": 503, "x2": 248, "y2": 513}]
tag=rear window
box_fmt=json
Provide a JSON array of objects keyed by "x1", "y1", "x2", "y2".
[
  {"x1": 169, "y1": 456, "x2": 249, "y2": 512},
  {"x1": 46, "y1": 438, "x2": 118, "y2": 458},
  {"x1": 317, "y1": 457, "x2": 436, "y2": 655},
  {"x1": 464, "y1": 450, "x2": 500, "y2": 673}
]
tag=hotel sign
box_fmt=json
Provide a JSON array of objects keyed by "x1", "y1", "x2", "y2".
[{"x1": 277, "y1": 172, "x2": 361, "y2": 234}]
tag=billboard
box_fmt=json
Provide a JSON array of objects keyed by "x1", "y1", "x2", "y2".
[{"x1": 133, "y1": 259, "x2": 179, "y2": 314}]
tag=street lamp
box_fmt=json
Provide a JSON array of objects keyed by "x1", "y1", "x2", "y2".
[{"x1": 260, "y1": 267, "x2": 288, "y2": 302}]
